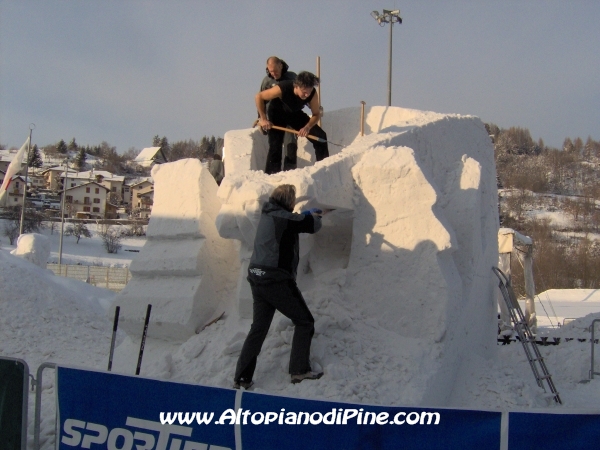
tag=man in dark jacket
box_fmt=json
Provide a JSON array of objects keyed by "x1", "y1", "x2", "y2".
[
  {"x1": 234, "y1": 184, "x2": 324, "y2": 388},
  {"x1": 259, "y1": 56, "x2": 298, "y2": 172},
  {"x1": 260, "y1": 56, "x2": 297, "y2": 93},
  {"x1": 256, "y1": 71, "x2": 329, "y2": 175}
]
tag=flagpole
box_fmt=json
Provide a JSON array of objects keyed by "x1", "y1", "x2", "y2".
[{"x1": 18, "y1": 124, "x2": 35, "y2": 235}]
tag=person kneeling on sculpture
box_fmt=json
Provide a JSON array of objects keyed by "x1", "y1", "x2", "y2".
[
  {"x1": 255, "y1": 71, "x2": 329, "y2": 174},
  {"x1": 234, "y1": 184, "x2": 324, "y2": 388}
]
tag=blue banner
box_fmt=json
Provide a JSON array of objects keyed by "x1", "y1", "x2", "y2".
[
  {"x1": 239, "y1": 391, "x2": 501, "y2": 450},
  {"x1": 508, "y1": 411, "x2": 600, "y2": 450},
  {"x1": 56, "y1": 366, "x2": 236, "y2": 449},
  {"x1": 56, "y1": 366, "x2": 600, "y2": 449}
]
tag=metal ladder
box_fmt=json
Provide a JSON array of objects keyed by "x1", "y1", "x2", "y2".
[{"x1": 492, "y1": 267, "x2": 562, "y2": 404}]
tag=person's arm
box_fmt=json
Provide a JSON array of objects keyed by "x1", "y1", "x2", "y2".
[
  {"x1": 288, "y1": 212, "x2": 322, "y2": 234},
  {"x1": 255, "y1": 85, "x2": 282, "y2": 129},
  {"x1": 298, "y1": 91, "x2": 321, "y2": 137}
]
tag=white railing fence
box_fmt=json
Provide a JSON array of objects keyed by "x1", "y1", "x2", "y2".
[{"x1": 47, "y1": 264, "x2": 131, "y2": 292}]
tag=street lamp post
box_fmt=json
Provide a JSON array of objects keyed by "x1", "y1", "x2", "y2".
[{"x1": 371, "y1": 9, "x2": 402, "y2": 106}]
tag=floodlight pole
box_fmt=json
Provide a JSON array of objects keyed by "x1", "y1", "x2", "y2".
[
  {"x1": 371, "y1": 9, "x2": 402, "y2": 106},
  {"x1": 58, "y1": 158, "x2": 69, "y2": 265},
  {"x1": 19, "y1": 124, "x2": 35, "y2": 235},
  {"x1": 387, "y1": 19, "x2": 393, "y2": 106}
]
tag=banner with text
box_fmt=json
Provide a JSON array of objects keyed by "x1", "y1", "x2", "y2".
[{"x1": 55, "y1": 365, "x2": 533, "y2": 449}]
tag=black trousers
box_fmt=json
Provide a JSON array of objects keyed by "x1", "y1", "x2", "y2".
[
  {"x1": 234, "y1": 280, "x2": 315, "y2": 382},
  {"x1": 265, "y1": 103, "x2": 329, "y2": 174}
]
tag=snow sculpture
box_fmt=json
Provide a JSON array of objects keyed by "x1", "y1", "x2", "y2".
[
  {"x1": 113, "y1": 105, "x2": 499, "y2": 405},
  {"x1": 216, "y1": 106, "x2": 499, "y2": 404},
  {"x1": 112, "y1": 159, "x2": 238, "y2": 341}
]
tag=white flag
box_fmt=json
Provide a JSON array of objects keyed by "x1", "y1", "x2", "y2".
[{"x1": 0, "y1": 137, "x2": 30, "y2": 203}]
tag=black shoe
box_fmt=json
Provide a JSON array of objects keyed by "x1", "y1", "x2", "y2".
[
  {"x1": 291, "y1": 371, "x2": 323, "y2": 384},
  {"x1": 233, "y1": 380, "x2": 254, "y2": 390}
]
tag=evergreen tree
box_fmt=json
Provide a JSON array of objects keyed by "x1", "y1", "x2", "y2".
[
  {"x1": 28, "y1": 144, "x2": 43, "y2": 168},
  {"x1": 199, "y1": 136, "x2": 210, "y2": 159},
  {"x1": 56, "y1": 139, "x2": 68, "y2": 154},
  {"x1": 68, "y1": 138, "x2": 78, "y2": 152},
  {"x1": 159, "y1": 136, "x2": 170, "y2": 161},
  {"x1": 208, "y1": 136, "x2": 217, "y2": 157},
  {"x1": 74, "y1": 147, "x2": 87, "y2": 171}
]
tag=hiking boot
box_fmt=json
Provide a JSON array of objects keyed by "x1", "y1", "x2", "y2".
[
  {"x1": 291, "y1": 371, "x2": 323, "y2": 384},
  {"x1": 233, "y1": 380, "x2": 254, "y2": 390}
]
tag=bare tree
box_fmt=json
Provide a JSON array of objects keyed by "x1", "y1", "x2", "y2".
[
  {"x1": 64, "y1": 222, "x2": 92, "y2": 243},
  {"x1": 98, "y1": 225, "x2": 122, "y2": 253}
]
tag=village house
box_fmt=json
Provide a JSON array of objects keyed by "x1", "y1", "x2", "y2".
[
  {"x1": 64, "y1": 170, "x2": 125, "y2": 204},
  {"x1": 133, "y1": 147, "x2": 167, "y2": 169},
  {"x1": 63, "y1": 182, "x2": 113, "y2": 219},
  {"x1": 134, "y1": 185, "x2": 154, "y2": 219},
  {"x1": 42, "y1": 165, "x2": 77, "y2": 191},
  {"x1": 128, "y1": 179, "x2": 153, "y2": 206},
  {"x1": 0, "y1": 175, "x2": 26, "y2": 207}
]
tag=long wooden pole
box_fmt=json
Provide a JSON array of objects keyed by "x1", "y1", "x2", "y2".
[
  {"x1": 316, "y1": 56, "x2": 322, "y2": 127},
  {"x1": 270, "y1": 125, "x2": 325, "y2": 143},
  {"x1": 360, "y1": 101, "x2": 366, "y2": 136}
]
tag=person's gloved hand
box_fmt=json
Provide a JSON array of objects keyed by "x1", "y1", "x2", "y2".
[{"x1": 301, "y1": 208, "x2": 323, "y2": 216}]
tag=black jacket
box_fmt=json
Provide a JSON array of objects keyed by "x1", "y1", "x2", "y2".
[{"x1": 248, "y1": 198, "x2": 321, "y2": 284}]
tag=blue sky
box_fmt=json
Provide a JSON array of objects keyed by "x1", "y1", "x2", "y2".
[{"x1": 1, "y1": 0, "x2": 598, "y2": 152}]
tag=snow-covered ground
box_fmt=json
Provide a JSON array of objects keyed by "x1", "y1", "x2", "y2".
[{"x1": 2, "y1": 219, "x2": 600, "y2": 449}]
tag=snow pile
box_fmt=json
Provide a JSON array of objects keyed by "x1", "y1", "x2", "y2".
[
  {"x1": 0, "y1": 247, "x2": 115, "y2": 448},
  {"x1": 10, "y1": 233, "x2": 50, "y2": 268},
  {"x1": 110, "y1": 105, "x2": 501, "y2": 407},
  {"x1": 0, "y1": 248, "x2": 113, "y2": 370}
]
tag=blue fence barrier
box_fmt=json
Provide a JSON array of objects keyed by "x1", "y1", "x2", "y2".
[
  {"x1": 54, "y1": 365, "x2": 600, "y2": 450},
  {"x1": 508, "y1": 411, "x2": 600, "y2": 450}
]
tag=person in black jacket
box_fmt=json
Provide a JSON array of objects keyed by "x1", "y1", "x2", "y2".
[
  {"x1": 234, "y1": 184, "x2": 324, "y2": 388},
  {"x1": 256, "y1": 71, "x2": 329, "y2": 174},
  {"x1": 259, "y1": 56, "x2": 298, "y2": 172}
]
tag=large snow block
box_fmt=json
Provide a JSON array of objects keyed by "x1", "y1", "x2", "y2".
[
  {"x1": 129, "y1": 238, "x2": 210, "y2": 277},
  {"x1": 146, "y1": 159, "x2": 220, "y2": 238},
  {"x1": 112, "y1": 158, "x2": 238, "y2": 341},
  {"x1": 223, "y1": 128, "x2": 268, "y2": 174},
  {"x1": 114, "y1": 275, "x2": 218, "y2": 341}
]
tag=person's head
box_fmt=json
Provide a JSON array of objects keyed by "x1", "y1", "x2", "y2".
[
  {"x1": 270, "y1": 184, "x2": 296, "y2": 212},
  {"x1": 213, "y1": 154, "x2": 222, "y2": 161},
  {"x1": 293, "y1": 71, "x2": 319, "y2": 100},
  {"x1": 266, "y1": 56, "x2": 285, "y2": 80}
]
